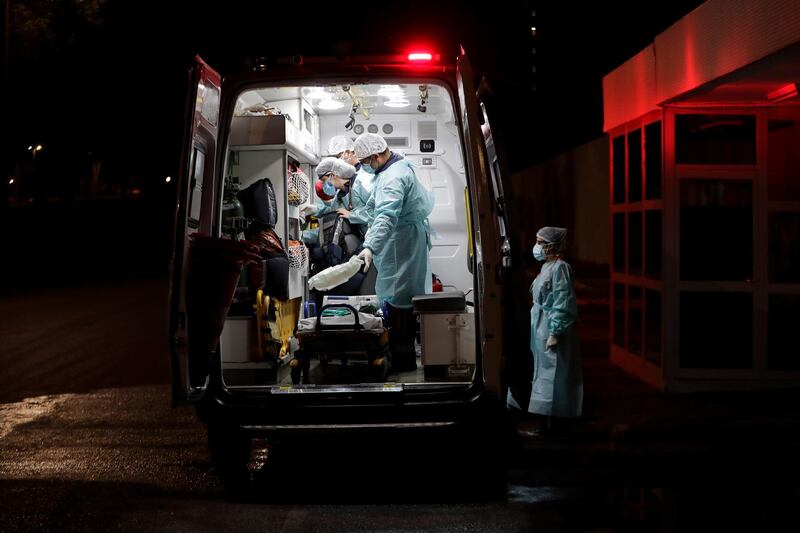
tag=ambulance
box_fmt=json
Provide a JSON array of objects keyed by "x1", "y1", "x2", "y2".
[{"x1": 169, "y1": 46, "x2": 515, "y2": 483}]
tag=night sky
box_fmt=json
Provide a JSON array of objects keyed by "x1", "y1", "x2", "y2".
[
  {"x1": 5, "y1": 0, "x2": 706, "y2": 172},
  {"x1": 1, "y1": 0, "x2": 704, "y2": 287}
]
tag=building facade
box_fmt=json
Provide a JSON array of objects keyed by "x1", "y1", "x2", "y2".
[{"x1": 603, "y1": 0, "x2": 800, "y2": 391}]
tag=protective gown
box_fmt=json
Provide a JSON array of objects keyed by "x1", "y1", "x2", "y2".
[
  {"x1": 301, "y1": 175, "x2": 372, "y2": 245},
  {"x1": 363, "y1": 155, "x2": 434, "y2": 308},
  {"x1": 527, "y1": 258, "x2": 583, "y2": 417}
]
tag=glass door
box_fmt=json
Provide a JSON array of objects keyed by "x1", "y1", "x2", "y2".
[
  {"x1": 671, "y1": 111, "x2": 760, "y2": 379},
  {"x1": 765, "y1": 111, "x2": 800, "y2": 375}
]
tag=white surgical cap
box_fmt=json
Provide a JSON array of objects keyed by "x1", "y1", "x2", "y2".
[
  {"x1": 537, "y1": 227, "x2": 568, "y2": 252},
  {"x1": 316, "y1": 156, "x2": 355, "y2": 179},
  {"x1": 331, "y1": 159, "x2": 356, "y2": 179},
  {"x1": 537, "y1": 226, "x2": 567, "y2": 243},
  {"x1": 327, "y1": 135, "x2": 354, "y2": 156},
  {"x1": 353, "y1": 133, "x2": 388, "y2": 160},
  {"x1": 315, "y1": 156, "x2": 338, "y2": 177}
]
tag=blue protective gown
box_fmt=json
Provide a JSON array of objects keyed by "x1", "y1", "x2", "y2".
[
  {"x1": 527, "y1": 258, "x2": 583, "y2": 417},
  {"x1": 363, "y1": 155, "x2": 434, "y2": 308},
  {"x1": 301, "y1": 175, "x2": 371, "y2": 245},
  {"x1": 345, "y1": 169, "x2": 373, "y2": 226}
]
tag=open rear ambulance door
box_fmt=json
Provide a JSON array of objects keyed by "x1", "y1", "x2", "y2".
[
  {"x1": 169, "y1": 55, "x2": 222, "y2": 404},
  {"x1": 476, "y1": 78, "x2": 512, "y2": 272},
  {"x1": 475, "y1": 78, "x2": 518, "y2": 402},
  {"x1": 456, "y1": 48, "x2": 505, "y2": 396}
]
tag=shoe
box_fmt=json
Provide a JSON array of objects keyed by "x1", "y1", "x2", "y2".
[
  {"x1": 518, "y1": 421, "x2": 549, "y2": 438},
  {"x1": 519, "y1": 427, "x2": 547, "y2": 438}
]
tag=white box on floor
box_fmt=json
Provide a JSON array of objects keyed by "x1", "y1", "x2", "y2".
[{"x1": 420, "y1": 309, "x2": 475, "y2": 366}]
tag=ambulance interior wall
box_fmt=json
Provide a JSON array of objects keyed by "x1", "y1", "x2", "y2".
[
  {"x1": 236, "y1": 150, "x2": 287, "y2": 243},
  {"x1": 318, "y1": 111, "x2": 473, "y2": 295}
]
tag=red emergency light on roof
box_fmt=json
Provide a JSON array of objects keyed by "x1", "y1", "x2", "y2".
[{"x1": 408, "y1": 52, "x2": 433, "y2": 62}]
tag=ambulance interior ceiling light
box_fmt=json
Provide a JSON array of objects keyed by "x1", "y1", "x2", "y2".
[
  {"x1": 384, "y1": 99, "x2": 410, "y2": 108},
  {"x1": 378, "y1": 85, "x2": 405, "y2": 97},
  {"x1": 317, "y1": 99, "x2": 345, "y2": 110},
  {"x1": 304, "y1": 87, "x2": 331, "y2": 100}
]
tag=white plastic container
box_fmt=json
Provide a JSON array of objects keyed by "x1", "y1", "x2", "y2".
[
  {"x1": 307, "y1": 254, "x2": 364, "y2": 291},
  {"x1": 420, "y1": 307, "x2": 476, "y2": 366}
]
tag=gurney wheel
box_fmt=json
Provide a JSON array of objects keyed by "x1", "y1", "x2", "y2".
[
  {"x1": 290, "y1": 353, "x2": 311, "y2": 384},
  {"x1": 378, "y1": 357, "x2": 390, "y2": 381},
  {"x1": 371, "y1": 347, "x2": 391, "y2": 381}
]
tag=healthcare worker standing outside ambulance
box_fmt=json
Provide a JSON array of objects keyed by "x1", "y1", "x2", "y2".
[
  {"x1": 354, "y1": 133, "x2": 434, "y2": 371},
  {"x1": 525, "y1": 227, "x2": 583, "y2": 429}
]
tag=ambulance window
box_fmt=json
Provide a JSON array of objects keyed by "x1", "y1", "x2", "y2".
[
  {"x1": 198, "y1": 82, "x2": 219, "y2": 127},
  {"x1": 188, "y1": 147, "x2": 205, "y2": 229}
]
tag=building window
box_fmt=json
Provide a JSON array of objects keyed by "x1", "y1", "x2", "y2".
[
  {"x1": 680, "y1": 291, "x2": 753, "y2": 369},
  {"x1": 613, "y1": 212, "x2": 625, "y2": 273},
  {"x1": 645, "y1": 289, "x2": 662, "y2": 366},
  {"x1": 644, "y1": 210, "x2": 662, "y2": 279},
  {"x1": 628, "y1": 286, "x2": 643, "y2": 356},
  {"x1": 645, "y1": 121, "x2": 662, "y2": 199},
  {"x1": 611, "y1": 117, "x2": 663, "y2": 367},
  {"x1": 767, "y1": 119, "x2": 800, "y2": 202},
  {"x1": 628, "y1": 211, "x2": 642, "y2": 276},
  {"x1": 613, "y1": 135, "x2": 625, "y2": 204},
  {"x1": 768, "y1": 212, "x2": 800, "y2": 283},
  {"x1": 613, "y1": 283, "x2": 625, "y2": 349},
  {"x1": 680, "y1": 179, "x2": 752, "y2": 281},
  {"x1": 628, "y1": 128, "x2": 642, "y2": 202},
  {"x1": 768, "y1": 295, "x2": 800, "y2": 370},
  {"x1": 675, "y1": 114, "x2": 756, "y2": 165}
]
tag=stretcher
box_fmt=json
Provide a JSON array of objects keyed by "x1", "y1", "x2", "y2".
[{"x1": 290, "y1": 304, "x2": 390, "y2": 384}]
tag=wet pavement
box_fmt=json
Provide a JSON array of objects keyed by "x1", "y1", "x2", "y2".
[{"x1": 1, "y1": 277, "x2": 800, "y2": 531}]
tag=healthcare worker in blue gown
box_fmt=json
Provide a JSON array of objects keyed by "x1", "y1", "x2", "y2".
[
  {"x1": 301, "y1": 157, "x2": 364, "y2": 246},
  {"x1": 510, "y1": 226, "x2": 583, "y2": 430},
  {"x1": 325, "y1": 135, "x2": 374, "y2": 226},
  {"x1": 354, "y1": 133, "x2": 434, "y2": 371}
]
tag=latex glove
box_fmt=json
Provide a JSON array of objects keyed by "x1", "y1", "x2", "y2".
[
  {"x1": 546, "y1": 334, "x2": 558, "y2": 348},
  {"x1": 357, "y1": 248, "x2": 373, "y2": 272},
  {"x1": 336, "y1": 208, "x2": 351, "y2": 218}
]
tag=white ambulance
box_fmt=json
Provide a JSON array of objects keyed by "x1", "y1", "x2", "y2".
[{"x1": 169, "y1": 47, "x2": 515, "y2": 484}]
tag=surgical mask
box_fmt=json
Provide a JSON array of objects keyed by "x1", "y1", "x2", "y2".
[
  {"x1": 322, "y1": 179, "x2": 336, "y2": 196},
  {"x1": 532, "y1": 244, "x2": 547, "y2": 262},
  {"x1": 361, "y1": 162, "x2": 376, "y2": 175}
]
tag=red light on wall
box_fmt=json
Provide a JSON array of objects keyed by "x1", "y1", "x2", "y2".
[
  {"x1": 408, "y1": 52, "x2": 433, "y2": 62},
  {"x1": 767, "y1": 83, "x2": 799, "y2": 103}
]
